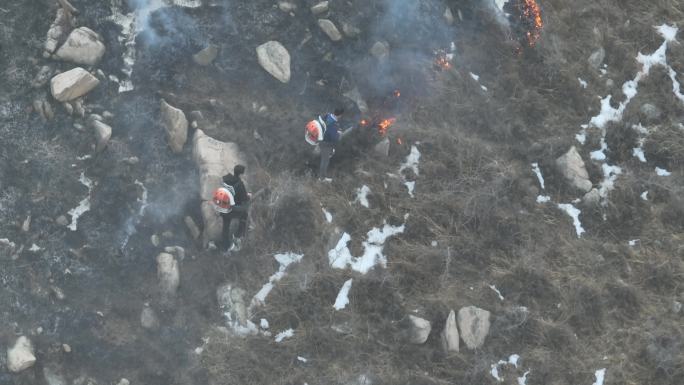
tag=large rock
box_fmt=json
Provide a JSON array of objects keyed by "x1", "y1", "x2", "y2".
[
  {"x1": 256, "y1": 41, "x2": 291, "y2": 83},
  {"x1": 457, "y1": 306, "x2": 490, "y2": 349},
  {"x1": 156, "y1": 253, "x2": 179, "y2": 297},
  {"x1": 311, "y1": 1, "x2": 329, "y2": 15},
  {"x1": 50, "y1": 68, "x2": 99, "y2": 102},
  {"x1": 160, "y1": 99, "x2": 188, "y2": 153},
  {"x1": 90, "y1": 120, "x2": 112, "y2": 152},
  {"x1": 555, "y1": 146, "x2": 592, "y2": 192},
  {"x1": 318, "y1": 19, "x2": 342, "y2": 41},
  {"x1": 193, "y1": 44, "x2": 219, "y2": 66},
  {"x1": 192, "y1": 129, "x2": 245, "y2": 243},
  {"x1": 55, "y1": 27, "x2": 106, "y2": 66},
  {"x1": 407, "y1": 315, "x2": 431, "y2": 344},
  {"x1": 441, "y1": 309, "x2": 459, "y2": 353},
  {"x1": 140, "y1": 304, "x2": 160, "y2": 330},
  {"x1": 217, "y1": 283, "x2": 248, "y2": 326},
  {"x1": 370, "y1": 41, "x2": 390, "y2": 60},
  {"x1": 44, "y1": 9, "x2": 69, "y2": 55},
  {"x1": 7, "y1": 336, "x2": 36, "y2": 373}
]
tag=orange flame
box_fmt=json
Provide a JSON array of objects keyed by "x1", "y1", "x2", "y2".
[
  {"x1": 522, "y1": 0, "x2": 543, "y2": 47},
  {"x1": 434, "y1": 51, "x2": 452, "y2": 70},
  {"x1": 378, "y1": 118, "x2": 396, "y2": 136}
]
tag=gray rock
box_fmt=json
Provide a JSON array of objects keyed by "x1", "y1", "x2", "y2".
[
  {"x1": 374, "y1": 137, "x2": 390, "y2": 157},
  {"x1": 55, "y1": 27, "x2": 106, "y2": 66},
  {"x1": 45, "y1": 9, "x2": 69, "y2": 54},
  {"x1": 342, "y1": 22, "x2": 361, "y2": 38},
  {"x1": 62, "y1": 344, "x2": 71, "y2": 353},
  {"x1": 278, "y1": 1, "x2": 297, "y2": 12},
  {"x1": 556, "y1": 146, "x2": 592, "y2": 192},
  {"x1": 164, "y1": 246, "x2": 186, "y2": 260},
  {"x1": 343, "y1": 86, "x2": 368, "y2": 113},
  {"x1": 256, "y1": 41, "x2": 291, "y2": 83},
  {"x1": 588, "y1": 47, "x2": 605, "y2": 70},
  {"x1": 56, "y1": 215, "x2": 69, "y2": 226},
  {"x1": 185, "y1": 216, "x2": 201, "y2": 240},
  {"x1": 7, "y1": 336, "x2": 36, "y2": 372},
  {"x1": 217, "y1": 283, "x2": 248, "y2": 326},
  {"x1": 160, "y1": 99, "x2": 188, "y2": 153},
  {"x1": 140, "y1": 304, "x2": 160, "y2": 329},
  {"x1": 50, "y1": 68, "x2": 100, "y2": 102},
  {"x1": 673, "y1": 300, "x2": 682, "y2": 314},
  {"x1": 73, "y1": 98, "x2": 86, "y2": 117},
  {"x1": 318, "y1": 19, "x2": 343, "y2": 41},
  {"x1": 407, "y1": 315, "x2": 431, "y2": 344},
  {"x1": 91, "y1": 120, "x2": 112, "y2": 152},
  {"x1": 151, "y1": 234, "x2": 160, "y2": 247},
  {"x1": 444, "y1": 7, "x2": 454, "y2": 25},
  {"x1": 582, "y1": 188, "x2": 601, "y2": 206},
  {"x1": 157, "y1": 253, "x2": 180, "y2": 297},
  {"x1": 457, "y1": 306, "x2": 491, "y2": 349},
  {"x1": 311, "y1": 1, "x2": 329, "y2": 15},
  {"x1": 63, "y1": 102, "x2": 74, "y2": 115},
  {"x1": 640, "y1": 103, "x2": 662, "y2": 122},
  {"x1": 193, "y1": 44, "x2": 219, "y2": 66},
  {"x1": 370, "y1": 41, "x2": 390, "y2": 60},
  {"x1": 441, "y1": 309, "x2": 459, "y2": 352}
]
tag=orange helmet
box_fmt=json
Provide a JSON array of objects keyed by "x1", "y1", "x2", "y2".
[{"x1": 212, "y1": 187, "x2": 235, "y2": 213}]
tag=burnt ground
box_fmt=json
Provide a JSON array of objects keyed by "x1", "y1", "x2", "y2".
[{"x1": 1, "y1": 0, "x2": 683, "y2": 384}]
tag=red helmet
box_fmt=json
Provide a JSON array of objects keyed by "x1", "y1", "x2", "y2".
[
  {"x1": 212, "y1": 187, "x2": 235, "y2": 213},
  {"x1": 305, "y1": 120, "x2": 323, "y2": 145}
]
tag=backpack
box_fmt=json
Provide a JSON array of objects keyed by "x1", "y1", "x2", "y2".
[{"x1": 305, "y1": 116, "x2": 327, "y2": 145}]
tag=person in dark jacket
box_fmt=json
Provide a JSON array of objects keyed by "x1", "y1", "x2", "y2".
[
  {"x1": 221, "y1": 164, "x2": 250, "y2": 252},
  {"x1": 318, "y1": 107, "x2": 345, "y2": 180}
]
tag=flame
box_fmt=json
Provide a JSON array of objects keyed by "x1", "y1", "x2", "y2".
[
  {"x1": 434, "y1": 50, "x2": 453, "y2": 70},
  {"x1": 378, "y1": 118, "x2": 396, "y2": 136},
  {"x1": 521, "y1": 0, "x2": 543, "y2": 46},
  {"x1": 360, "y1": 119, "x2": 370, "y2": 127}
]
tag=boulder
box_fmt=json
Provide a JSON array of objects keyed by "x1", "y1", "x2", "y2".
[
  {"x1": 370, "y1": 41, "x2": 390, "y2": 60},
  {"x1": 192, "y1": 129, "x2": 245, "y2": 243},
  {"x1": 256, "y1": 41, "x2": 291, "y2": 83},
  {"x1": 457, "y1": 306, "x2": 490, "y2": 349},
  {"x1": 217, "y1": 283, "x2": 248, "y2": 326},
  {"x1": 555, "y1": 146, "x2": 592, "y2": 192},
  {"x1": 441, "y1": 309, "x2": 459, "y2": 352},
  {"x1": 588, "y1": 47, "x2": 605, "y2": 70},
  {"x1": 444, "y1": 7, "x2": 455, "y2": 25},
  {"x1": 407, "y1": 315, "x2": 431, "y2": 344},
  {"x1": 55, "y1": 27, "x2": 106, "y2": 66},
  {"x1": 374, "y1": 137, "x2": 390, "y2": 157},
  {"x1": 278, "y1": 1, "x2": 297, "y2": 12},
  {"x1": 193, "y1": 44, "x2": 219, "y2": 66},
  {"x1": 160, "y1": 99, "x2": 188, "y2": 153},
  {"x1": 318, "y1": 19, "x2": 342, "y2": 41},
  {"x1": 44, "y1": 9, "x2": 69, "y2": 55},
  {"x1": 140, "y1": 304, "x2": 160, "y2": 330},
  {"x1": 91, "y1": 120, "x2": 112, "y2": 152},
  {"x1": 50, "y1": 68, "x2": 99, "y2": 102},
  {"x1": 156, "y1": 253, "x2": 179, "y2": 297},
  {"x1": 311, "y1": 1, "x2": 329, "y2": 15},
  {"x1": 7, "y1": 336, "x2": 36, "y2": 372}
]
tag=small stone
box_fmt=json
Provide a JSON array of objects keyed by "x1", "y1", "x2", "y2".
[
  {"x1": 36, "y1": 327, "x2": 43, "y2": 334},
  {"x1": 444, "y1": 7, "x2": 454, "y2": 25},
  {"x1": 141, "y1": 304, "x2": 160, "y2": 330},
  {"x1": 91, "y1": 120, "x2": 112, "y2": 152},
  {"x1": 62, "y1": 344, "x2": 71, "y2": 353},
  {"x1": 160, "y1": 99, "x2": 188, "y2": 153},
  {"x1": 441, "y1": 309, "x2": 459, "y2": 352},
  {"x1": 122, "y1": 156, "x2": 139, "y2": 165},
  {"x1": 7, "y1": 336, "x2": 36, "y2": 372},
  {"x1": 22, "y1": 215, "x2": 31, "y2": 232},
  {"x1": 457, "y1": 306, "x2": 491, "y2": 349},
  {"x1": 73, "y1": 99, "x2": 85, "y2": 117},
  {"x1": 51, "y1": 286, "x2": 66, "y2": 300},
  {"x1": 102, "y1": 111, "x2": 114, "y2": 119},
  {"x1": 311, "y1": 1, "x2": 329, "y2": 15},
  {"x1": 318, "y1": 19, "x2": 342, "y2": 41},
  {"x1": 73, "y1": 123, "x2": 85, "y2": 131},
  {"x1": 588, "y1": 47, "x2": 605, "y2": 70},
  {"x1": 151, "y1": 234, "x2": 160, "y2": 247},
  {"x1": 63, "y1": 102, "x2": 74, "y2": 115},
  {"x1": 370, "y1": 41, "x2": 390, "y2": 60},
  {"x1": 56, "y1": 215, "x2": 69, "y2": 226},
  {"x1": 407, "y1": 315, "x2": 431, "y2": 344},
  {"x1": 193, "y1": 44, "x2": 219, "y2": 66},
  {"x1": 157, "y1": 253, "x2": 180, "y2": 297},
  {"x1": 342, "y1": 22, "x2": 361, "y2": 38},
  {"x1": 374, "y1": 137, "x2": 390, "y2": 157},
  {"x1": 278, "y1": 1, "x2": 297, "y2": 12}
]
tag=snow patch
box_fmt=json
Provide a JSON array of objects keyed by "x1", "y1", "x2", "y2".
[
  {"x1": 404, "y1": 181, "x2": 416, "y2": 197},
  {"x1": 641, "y1": 191, "x2": 649, "y2": 201},
  {"x1": 531, "y1": 162, "x2": 545, "y2": 189},
  {"x1": 592, "y1": 369, "x2": 606, "y2": 385},
  {"x1": 489, "y1": 284, "x2": 504, "y2": 301},
  {"x1": 322, "y1": 208, "x2": 333, "y2": 223},
  {"x1": 656, "y1": 167, "x2": 671, "y2": 176},
  {"x1": 598, "y1": 164, "x2": 622, "y2": 199},
  {"x1": 399, "y1": 145, "x2": 421, "y2": 176},
  {"x1": 557, "y1": 203, "x2": 584, "y2": 237},
  {"x1": 297, "y1": 356, "x2": 308, "y2": 363},
  {"x1": 329, "y1": 222, "x2": 405, "y2": 274},
  {"x1": 578, "y1": 78, "x2": 588, "y2": 88},
  {"x1": 275, "y1": 328, "x2": 294, "y2": 343},
  {"x1": 250, "y1": 253, "x2": 304, "y2": 309},
  {"x1": 333, "y1": 279, "x2": 353, "y2": 310},
  {"x1": 355, "y1": 185, "x2": 371, "y2": 208},
  {"x1": 490, "y1": 354, "x2": 520, "y2": 382},
  {"x1": 29, "y1": 244, "x2": 42, "y2": 252},
  {"x1": 536, "y1": 195, "x2": 551, "y2": 203},
  {"x1": 67, "y1": 172, "x2": 94, "y2": 231},
  {"x1": 260, "y1": 319, "x2": 269, "y2": 329}
]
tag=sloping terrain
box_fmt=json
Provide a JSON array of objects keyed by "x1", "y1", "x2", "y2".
[{"x1": 1, "y1": 1, "x2": 682, "y2": 385}]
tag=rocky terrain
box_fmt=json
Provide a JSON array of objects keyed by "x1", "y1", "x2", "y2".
[{"x1": 1, "y1": 0, "x2": 683, "y2": 384}]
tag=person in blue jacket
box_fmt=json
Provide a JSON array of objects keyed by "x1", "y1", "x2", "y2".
[{"x1": 318, "y1": 107, "x2": 345, "y2": 179}]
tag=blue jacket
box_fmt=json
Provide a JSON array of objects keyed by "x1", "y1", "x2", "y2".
[{"x1": 321, "y1": 113, "x2": 340, "y2": 144}]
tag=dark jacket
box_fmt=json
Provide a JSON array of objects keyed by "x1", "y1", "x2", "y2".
[
  {"x1": 321, "y1": 113, "x2": 341, "y2": 144},
  {"x1": 222, "y1": 173, "x2": 250, "y2": 206}
]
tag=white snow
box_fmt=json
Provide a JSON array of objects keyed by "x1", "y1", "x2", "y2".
[
  {"x1": 328, "y1": 222, "x2": 405, "y2": 274},
  {"x1": 297, "y1": 356, "x2": 308, "y2": 363},
  {"x1": 275, "y1": 328, "x2": 294, "y2": 343},
  {"x1": 641, "y1": 191, "x2": 649, "y2": 201},
  {"x1": 404, "y1": 181, "x2": 416, "y2": 197},
  {"x1": 578, "y1": 78, "x2": 588, "y2": 88},
  {"x1": 399, "y1": 145, "x2": 421, "y2": 176},
  {"x1": 531, "y1": 162, "x2": 545, "y2": 189},
  {"x1": 470, "y1": 72, "x2": 480, "y2": 81},
  {"x1": 576, "y1": 131, "x2": 587, "y2": 144},
  {"x1": 67, "y1": 172, "x2": 94, "y2": 231},
  {"x1": 76, "y1": 154, "x2": 92, "y2": 161},
  {"x1": 260, "y1": 319, "x2": 269, "y2": 329},
  {"x1": 536, "y1": 195, "x2": 551, "y2": 203},
  {"x1": 518, "y1": 371, "x2": 529, "y2": 385},
  {"x1": 632, "y1": 147, "x2": 647, "y2": 162},
  {"x1": 598, "y1": 164, "x2": 622, "y2": 199},
  {"x1": 557, "y1": 203, "x2": 585, "y2": 237},
  {"x1": 355, "y1": 185, "x2": 371, "y2": 208},
  {"x1": 489, "y1": 285, "x2": 505, "y2": 301},
  {"x1": 0, "y1": 239, "x2": 16, "y2": 249},
  {"x1": 592, "y1": 369, "x2": 606, "y2": 385},
  {"x1": 322, "y1": 208, "x2": 333, "y2": 223},
  {"x1": 628, "y1": 239, "x2": 639, "y2": 246},
  {"x1": 333, "y1": 279, "x2": 353, "y2": 310},
  {"x1": 250, "y1": 253, "x2": 304, "y2": 308},
  {"x1": 655, "y1": 167, "x2": 671, "y2": 176},
  {"x1": 491, "y1": 354, "x2": 520, "y2": 381},
  {"x1": 494, "y1": 0, "x2": 509, "y2": 12},
  {"x1": 29, "y1": 244, "x2": 42, "y2": 252}
]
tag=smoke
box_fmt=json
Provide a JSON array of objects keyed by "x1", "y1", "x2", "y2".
[{"x1": 485, "y1": 0, "x2": 512, "y2": 28}]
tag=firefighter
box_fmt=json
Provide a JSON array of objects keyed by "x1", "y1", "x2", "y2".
[
  {"x1": 219, "y1": 164, "x2": 251, "y2": 252},
  {"x1": 318, "y1": 107, "x2": 345, "y2": 180}
]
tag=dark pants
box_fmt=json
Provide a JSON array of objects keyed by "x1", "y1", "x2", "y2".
[
  {"x1": 318, "y1": 142, "x2": 334, "y2": 179},
  {"x1": 220, "y1": 204, "x2": 248, "y2": 251}
]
